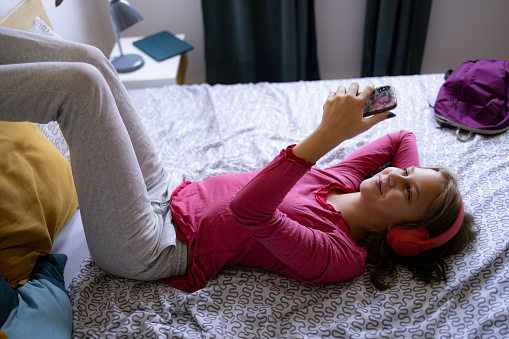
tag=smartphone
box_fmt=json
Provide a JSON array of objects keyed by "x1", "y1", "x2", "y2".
[{"x1": 363, "y1": 85, "x2": 397, "y2": 117}]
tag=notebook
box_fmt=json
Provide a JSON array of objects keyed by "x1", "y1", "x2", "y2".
[{"x1": 133, "y1": 31, "x2": 193, "y2": 62}]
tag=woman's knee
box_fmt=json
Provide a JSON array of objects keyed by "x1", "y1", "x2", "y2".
[
  {"x1": 50, "y1": 63, "x2": 112, "y2": 110},
  {"x1": 75, "y1": 43, "x2": 107, "y2": 64},
  {"x1": 66, "y1": 42, "x2": 115, "y2": 75},
  {"x1": 63, "y1": 63, "x2": 107, "y2": 90}
]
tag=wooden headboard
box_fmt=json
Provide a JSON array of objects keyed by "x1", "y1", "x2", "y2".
[{"x1": 0, "y1": 0, "x2": 52, "y2": 31}]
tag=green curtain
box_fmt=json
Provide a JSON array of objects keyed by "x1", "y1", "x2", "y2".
[
  {"x1": 201, "y1": 0, "x2": 319, "y2": 85},
  {"x1": 362, "y1": 0, "x2": 432, "y2": 77}
]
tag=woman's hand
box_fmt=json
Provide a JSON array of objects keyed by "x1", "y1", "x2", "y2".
[{"x1": 292, "y1": 82, "x2": 394, "y2": 164}]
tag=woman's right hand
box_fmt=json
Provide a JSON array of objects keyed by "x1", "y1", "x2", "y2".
[{"x1": 292, "y1": 82, "x2": 394, "y2": 164}]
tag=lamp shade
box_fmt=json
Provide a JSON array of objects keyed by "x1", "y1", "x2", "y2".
[
  {"x1": 108, "y1": 0, "x2": 144, "y2": 73},
  {"x1": 109, "y1": 0, "x2": 143, "y2": 33}
]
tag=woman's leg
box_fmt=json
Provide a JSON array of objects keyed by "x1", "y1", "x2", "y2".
[
  {"x1": 0, "y1": 28, "x2": 187, "y2": 280},
  {"x1": 0, "y1": 27, "x2": 164, "y2": 190}
]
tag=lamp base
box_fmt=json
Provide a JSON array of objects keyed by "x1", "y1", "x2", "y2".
[{"x1": 111, "y1": 54, "x2": 144, "y2": 73}]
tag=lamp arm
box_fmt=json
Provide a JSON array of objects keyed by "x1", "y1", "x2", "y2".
[{"x1": 109, "y1": 13, "x2": 124, "y2": 57}]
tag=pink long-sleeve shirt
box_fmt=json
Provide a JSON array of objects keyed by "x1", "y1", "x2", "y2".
[{"x1": 164, "y1": 130, "x2": 419, "y2": 291}]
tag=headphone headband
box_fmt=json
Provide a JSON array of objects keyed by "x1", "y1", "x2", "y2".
[{"x1": 386, "y1": 192, "x2": 465, "y2": 256}]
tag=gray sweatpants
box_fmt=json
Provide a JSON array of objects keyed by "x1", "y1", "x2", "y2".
[{"x1": 0, "y1": 27, "x2": 188, "y2": 281}]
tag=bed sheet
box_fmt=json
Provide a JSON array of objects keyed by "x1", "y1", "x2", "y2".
[
  {"x1": 62, "y1": 73, "x2": 509, "y2": 338},
  {"x1": 50, "y1": 210, "x2": 88, "y2": 289}
]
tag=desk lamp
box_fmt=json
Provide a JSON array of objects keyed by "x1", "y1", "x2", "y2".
[{"x1": 109, "y1": 0, "x2": 144, "y2": 73}]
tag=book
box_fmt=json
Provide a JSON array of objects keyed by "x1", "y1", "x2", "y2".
[{"x1": 133, "y1": 31, "x2": 193, "y2": 62}]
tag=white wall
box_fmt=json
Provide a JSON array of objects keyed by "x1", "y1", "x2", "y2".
[
  {"x1": 41, "y1": 0, "x2": 111, "y2": 52},
  {"x1": 3, "y1": 0, "x2": 509, "y2": 84},
  {"x1": 0, "y1": 0, "x2": 23, "y2": 15},
  {"x1": 421, "y1": 0, "x2": 509, "y2": 74},
  {"x1": 314, "y1": 0, "x2": 367, "y2": 80}
]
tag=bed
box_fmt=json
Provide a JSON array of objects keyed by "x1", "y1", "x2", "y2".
[{"x1": 2, "y1": 1, "x2": 509, "y2": 338}]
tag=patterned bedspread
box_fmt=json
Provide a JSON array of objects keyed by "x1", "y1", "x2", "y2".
[{"x1": 67, "y1": 74, "x2": 509, "y2": 338}]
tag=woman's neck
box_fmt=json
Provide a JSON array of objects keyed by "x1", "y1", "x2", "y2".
[{"x1": 327, "y1": 191, "x2": 369, "y2": 243}]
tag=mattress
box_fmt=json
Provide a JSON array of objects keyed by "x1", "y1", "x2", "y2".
[{"x1": 46, "y1": 73, "x2": 509, "y2": 338}]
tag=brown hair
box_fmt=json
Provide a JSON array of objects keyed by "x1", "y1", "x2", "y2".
[{"x1": 359, "y1": 168, "x2": 478, "y2": 291}]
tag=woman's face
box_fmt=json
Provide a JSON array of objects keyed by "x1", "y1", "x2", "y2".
[{"x1": 359, "y1": 167, "x2": 444, "y2": 227}]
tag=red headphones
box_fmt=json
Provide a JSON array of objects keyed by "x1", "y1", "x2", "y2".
[{"x1": 386, "y1": 196, "x2": 465, "y2": 256}]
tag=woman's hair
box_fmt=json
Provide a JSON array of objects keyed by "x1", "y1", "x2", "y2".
[{"x1": 359, "y1": 167, "x2": 478, "y2": 291}]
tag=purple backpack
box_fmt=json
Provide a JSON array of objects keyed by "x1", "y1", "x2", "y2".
[{"x1": 434, "y1": 59, "x2": 509, "y2": 140}]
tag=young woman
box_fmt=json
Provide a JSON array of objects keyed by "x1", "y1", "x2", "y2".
[{"x1": 0, "y1": 28, "x2": 476, "y2": 292}]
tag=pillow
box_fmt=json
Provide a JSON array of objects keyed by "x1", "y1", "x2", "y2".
[
  {"x1": 0, "y1": 254, "x2": 72, "y2": 339},
  {"x1": 0, "y1": 122, "x2": 78, "y2": 287},
  {"x1": 29, "y1": 16, "x2": 60, "y2": 39}
]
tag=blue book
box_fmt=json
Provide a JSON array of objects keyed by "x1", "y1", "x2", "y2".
[{"x1": 133, "y1": 31, "x2": 193, "y2": 62}]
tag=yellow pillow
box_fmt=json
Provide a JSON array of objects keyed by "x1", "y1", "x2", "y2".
[{"x1": 0, "y1": 122, "x2": 78, "y2": 287}]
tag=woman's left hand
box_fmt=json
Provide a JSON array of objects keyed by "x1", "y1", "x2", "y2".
[{"x1": 292, "y1": 82, "x2": 394, "y2": 163}]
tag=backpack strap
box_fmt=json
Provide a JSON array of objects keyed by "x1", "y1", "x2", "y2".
[{"x1": 455, "y1": 128, "x2": 474, "y2": 141}]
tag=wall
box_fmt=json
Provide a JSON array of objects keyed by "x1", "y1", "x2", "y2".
[
  {"x1": 41, "y1": 0, "x2": 111, "y2": 53},
  {"x1": 3, "y1": 0, "x2": 509, "y2": 84},
  {"x1": 314, "y1": 0, "x2": 366, "y2": 80},
  {"x1": 421, "y1": 0, "x2": 509, "y2": 73},
  {"x1": 0, "y1": 0, "x2": 23, "y2": 15}
]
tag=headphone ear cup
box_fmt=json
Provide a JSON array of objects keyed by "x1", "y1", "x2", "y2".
[{"x1": 386, "y1": 227, "x2": 430, "y2": 256}]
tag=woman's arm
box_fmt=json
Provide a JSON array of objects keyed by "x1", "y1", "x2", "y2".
[{"x1": 326, "y1": 130, "x2": 419, "y2": 190}]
